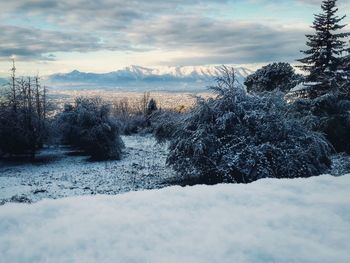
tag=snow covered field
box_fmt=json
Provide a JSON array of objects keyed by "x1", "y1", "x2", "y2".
[
  {"x1": 0, "y1": 135, "x2": 175, "y2": 204},
  {"x1": 0, "y1": 174, "x2": 349, "y2": 263}
]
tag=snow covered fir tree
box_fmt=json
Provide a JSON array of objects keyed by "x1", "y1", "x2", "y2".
[{"x1": 297, "y1": 0, "x2": 350, "y2": 98}]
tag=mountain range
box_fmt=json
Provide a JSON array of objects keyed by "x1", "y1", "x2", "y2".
[{"x1": 47, "y1": 65, "x2": 253, "y2": 92}]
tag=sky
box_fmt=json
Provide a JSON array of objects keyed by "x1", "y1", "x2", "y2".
[{"x1": 0, "y1": 0, "x2": 349, "y2": 76}]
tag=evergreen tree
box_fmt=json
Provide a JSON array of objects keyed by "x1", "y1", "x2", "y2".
[
  {"x1": 244, "y1": 62, "x2": 302, "y2": 93},
  {"x1": 339, "y1": 52, "x2": 350, "y2": 98},
  {"x1": 146, "y1": 98, "x2": 158, "y2": 116},
  {"x1": 297, "y1": 0, "x2": 350, "y2": 96}
]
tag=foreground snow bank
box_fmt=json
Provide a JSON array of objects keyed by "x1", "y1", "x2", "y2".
[{"x1": 1, "y1": 175, "x2": 349, "y2": 263}]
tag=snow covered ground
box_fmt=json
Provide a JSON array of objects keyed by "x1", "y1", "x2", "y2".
[
  {"x1": 0, "y1": 174, "x2": 349, "y2": 263},
  {"x1": 0, "y1": 135, "x2": 175, "y2": 204}
]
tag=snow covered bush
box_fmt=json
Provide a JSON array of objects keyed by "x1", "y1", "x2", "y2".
[
  {"x1": 57, "y1": 97, "x2": 124, "y2": 160},
  {"x1": 0, "y1": 106, "x2": 41, "y2": 157},
  {"x1": 167, "y1": 67, "x2": 331, "y2": 184},
  {"x1": 116, "y1": 113, "x2": 149, "y2": 135},
  {"x1": 291, "y1": 94, "x2": 350, "y2": 154},
  {"x1": 152, "y1": 110, "x2": 184, "y2": 143},
  {"x1": 244, "y1": 62, "x2": 302, "y2": 93},
  {"x1": 329, "y1": 153, "x2": 350, "y2": 176}
]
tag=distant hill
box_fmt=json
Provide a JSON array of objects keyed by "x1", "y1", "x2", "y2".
[{"x1": 47, "y1": 65, "x2": 253, "y2": 92}]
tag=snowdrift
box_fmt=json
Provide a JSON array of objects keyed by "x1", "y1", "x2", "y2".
[{"x1": 0, "y1": 175, "x2": 349, "y2": 263}]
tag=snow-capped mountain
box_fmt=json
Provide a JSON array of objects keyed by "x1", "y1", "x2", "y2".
[{"x1": 47, "y1": 65, "x2": 253, "y2": 92}]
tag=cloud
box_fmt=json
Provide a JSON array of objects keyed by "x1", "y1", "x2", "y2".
[
  {"x1": 0, "y1": 25, "x2": 106, "y2": 61},
  {"x1": 126, "y1": 16, "x2": 310, "y2": 64},
  {"x1": 0, "y1": 0, "x2": 348, "y2": 65},
  {"x1": 0, "y1": 1, "x2": 231, "y2": 61}
]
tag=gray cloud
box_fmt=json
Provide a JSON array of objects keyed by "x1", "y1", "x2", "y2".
[
  {"x1": 0, "y1": 0, "x2": 231, "y2": 60},
  {"x1": 0, "y1": 0, "x2": 347, "y2": 65},
  {"x1": 2, "y1": 0, "x2": 225, "y2": 26},
  {"x1": 0, "y1": 25, "x2": 107, "y2": 61},
  {"x1": 126, "y1": 16, "x2": 309, "y2": 64}
]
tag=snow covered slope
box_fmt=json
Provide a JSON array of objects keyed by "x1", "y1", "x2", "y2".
[
  {"x1": 0, "y1": 135, "x2": 175, "y2": 204},
  {"x1": 0, "y1": 174, "x2": 349, "y2": 263},
  {"x1": 47, "y1": 65, "x2": 253, "y2": 91}
]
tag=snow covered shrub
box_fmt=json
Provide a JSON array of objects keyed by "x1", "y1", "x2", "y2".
[
  {"x1": 244, "y1": 62, "x2": 302, "y2": 93},
  {"x1": 167, "y1": 67, "x2": 331, "y2": 184},
  {"x1": 329, "y1": 153, "x2": 350, "y2": 176},
  {"x1": 116, "y1": 113, "x2": 149, "y2": 135},
  {"x1": 291, "y1": 94, "x2": 350, "y2": 154},
  {"x1": 313, "y1": 96, "x2": 350, "y2": 154},
  {"x1": 152, "y1": 110, "x2": 184, "y2": 143},
  {"x1": 57, "y1": 97, "x2": 124, "y2": 160},
  {"x1": 0, "y1": 106, "x2": 40, "y2": 157}
]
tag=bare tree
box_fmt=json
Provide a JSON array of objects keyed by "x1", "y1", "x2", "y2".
[
  {"x1": 141, "y1": 91, "x2": 150, "y2": 116},
  {"x1": 0, "y1": 61, "x2": 51, "y2": 158},
  {"x1": 35, "y1": 75, "x2": 41, "y2": 120},
  {"x1": 10, "y1": 58, "x2": 17, "y2": 111}
]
